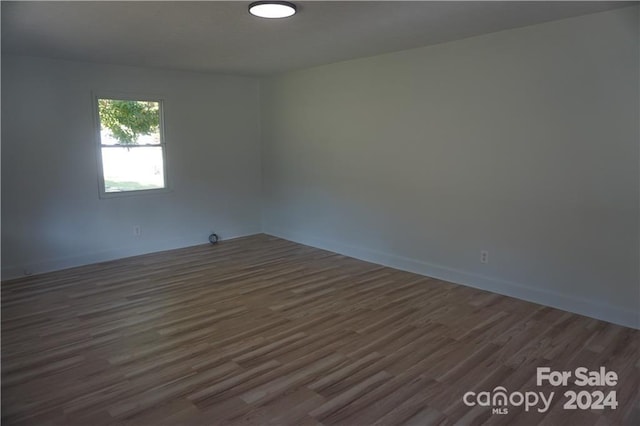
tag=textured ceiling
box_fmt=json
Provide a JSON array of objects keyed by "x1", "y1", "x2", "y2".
[{"x1": 1, "y1": 1, "x2": 633, "y2": 76}]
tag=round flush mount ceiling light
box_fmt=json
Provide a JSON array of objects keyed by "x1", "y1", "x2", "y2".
[{"x1": 249, "y1": 1, "x2": 297, "y2": 18}]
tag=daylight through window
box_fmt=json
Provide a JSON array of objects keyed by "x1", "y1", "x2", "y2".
[{"x1": 96, "y1": 97, "x2": 167, "y2": 195}]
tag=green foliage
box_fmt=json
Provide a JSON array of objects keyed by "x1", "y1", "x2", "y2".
[
  {"x1": 98, "y1": 99, "x2": 159, "y2": 145},
  {"x1": 105, "y1": 180, "x2": 162, "y2": 192}
]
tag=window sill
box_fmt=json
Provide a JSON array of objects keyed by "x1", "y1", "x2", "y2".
[{"x1": 98, "y1": 187, "x2": 172, "y2": 199}]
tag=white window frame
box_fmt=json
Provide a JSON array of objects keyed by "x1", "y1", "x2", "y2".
[{"x1": 93, "y1": 92, "x2": 170, "y2": 199}]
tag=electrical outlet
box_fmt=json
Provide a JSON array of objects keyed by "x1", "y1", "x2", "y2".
[
  {"x1": 480, "y1": 250, "x2": 489, "y2": 264},
  {"x1": 133, "y1": 225, "x2": 141, "y2": 237}
]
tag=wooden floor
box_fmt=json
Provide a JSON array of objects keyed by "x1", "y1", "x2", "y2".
[{"x1": 2, "y1": 235, "x2": 638, "y2": 425}]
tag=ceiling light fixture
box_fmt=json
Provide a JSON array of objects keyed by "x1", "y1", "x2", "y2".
[{"x1": 249, "y1": 1, "x2": 297, "y2": 19}]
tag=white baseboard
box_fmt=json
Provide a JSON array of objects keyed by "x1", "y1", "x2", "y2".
[
  {"x1": 264, "y1": 227, "x2": 639, "y2": 330},
  {"x1": 5, "y1": 226, "x2": 637, "y2": 330},
  {"x1": 1, "y1": 229, "x2": 260, "y2": 281}
]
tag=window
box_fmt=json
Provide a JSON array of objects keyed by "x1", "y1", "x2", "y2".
[{"x1": 94, "y1": 95, "x2": 168, "y2": 196}]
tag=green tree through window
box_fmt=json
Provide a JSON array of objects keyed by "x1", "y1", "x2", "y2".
[
  {"x1": 95, "y1": 97, "x2": 166, "y2": 195},
  {"x1": 98, "y1": 99, "x2": 159, "y2": 145}
]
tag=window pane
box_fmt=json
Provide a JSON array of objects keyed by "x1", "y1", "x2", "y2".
[
  {"x1": 98, "y1": 99, "x2": 161, "y2": 146},
  {"x1": 102, "y1": 147, "x2": 165, "y2": 192}
]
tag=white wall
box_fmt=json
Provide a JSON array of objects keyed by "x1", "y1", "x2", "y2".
[
  {"x1": 2, "y1": 56, "x2": 262, "y2": 278},
  {"x1": 261, "y1": 7, "x2": 640, "y2": 328}
]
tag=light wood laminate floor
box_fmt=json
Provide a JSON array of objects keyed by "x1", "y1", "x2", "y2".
[{"x1": 2, "y1": 234, "x2": 639, "y2": 425}]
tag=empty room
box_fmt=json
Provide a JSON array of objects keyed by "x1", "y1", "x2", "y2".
[{"x1": 1, "y1": 1, "x2": 639, "y2": 425}]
